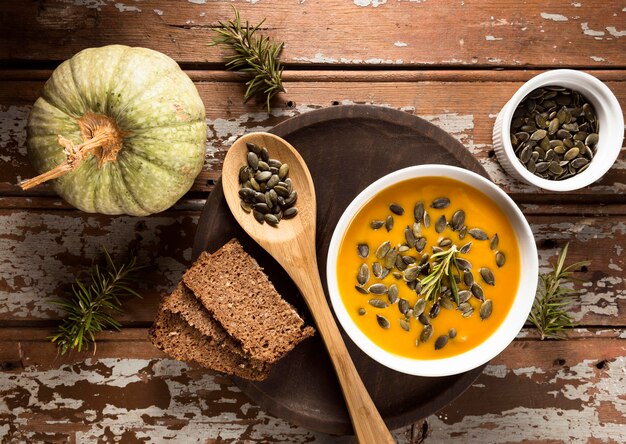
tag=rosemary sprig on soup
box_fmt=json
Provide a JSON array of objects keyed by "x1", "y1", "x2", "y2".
[{"x1": 337, "y1": 177, "x2": 520, "y2": 359}]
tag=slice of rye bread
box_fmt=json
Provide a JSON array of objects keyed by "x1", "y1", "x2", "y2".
[
  {"x1": 149, "y1": 310, "x2": 272, "y2": 381},
  {"x1": 183, "y1": 239, "x2": 315, "y2": 364},
  {"x1": 161, "y1": 283, "x2": 264, "y2": 366}
]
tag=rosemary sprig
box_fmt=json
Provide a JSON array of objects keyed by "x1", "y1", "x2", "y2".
[
  {"x1": 210, "y1": 6, "x2": 285, "y2": 111},
  {"x1": 420, "y1": 245, "x2": 460, "y2": 304},
  {"x1": 49, "y1": 247, "x2": 143, "y2": 355},
  {"x1": 528, "y1": 243, "x2": 590, "y2": 340}
]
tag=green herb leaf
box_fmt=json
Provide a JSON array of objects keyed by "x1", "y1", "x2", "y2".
[
  {"x1": 421, "y1": 245, "x2": 459, "y2": 303},
  {"x1": 210, "y1": 6, "x2": 285, "y2": 112},
  {"x1": 527, "y1": 243, "x2": 590, "y2": 340},
  {"x1": 49, "y1": 247, "x2": 144, "y2": 355}
]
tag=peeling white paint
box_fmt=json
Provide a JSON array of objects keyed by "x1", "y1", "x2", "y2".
[
  {"x1": 187, "y1": 0, "x2": 207, "y2": 4},
  {"x1": 153, "y1": 8, "x2": 163, "y2": 15},
  {"x1": 590, "y1": 56, "x2": 606, "y2": 62},
  {"x1": 540, "y1": 12, "x2": 568, "y2": 21},
  {"x1": 0, "y1": 211, "x2": 195, "y2": 318},
  {"x1": 572, "y1": 2, "x2": 582, "y2": 6},
  {"x1": 513, "y1": 366, "x2": 546, "y2": 378},
  {"x1": 581, "y1": 22, "x2": 605, "y2": 37},
  {"x1": 353, "y1": 0, "x2": 387, "y2": 6},
  {"x1": 483, "y1": 364, "x2": 509, "y2": 378},
  {"x1": 485, "y1": 35, "x2": 503, "y2": 41},
  {"x1": 394, "y1": 41, "x2": 409, "y2": 47},
  {"x1": 0, "y1": 105, "x2": 29, "y2": 165},
  {"x1": 293, "y1": 53, "x2": 404, "y2": 64},
  {"x1": 606, "y1": 26, "x2": 626, "y2": 37},
  {"x1": 114, "y1": 3, "x2": 141, "y2": 12}
]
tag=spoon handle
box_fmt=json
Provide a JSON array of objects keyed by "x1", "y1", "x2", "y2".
[{"x1": 289, "y1": 263, "x2": 395, "y2": 444}]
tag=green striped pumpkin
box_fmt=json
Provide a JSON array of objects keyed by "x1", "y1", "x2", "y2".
[{"x1": 25, "y1": 45, "x2": 206, "y2": 216}]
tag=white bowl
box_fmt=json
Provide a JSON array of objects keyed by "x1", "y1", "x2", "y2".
[
  {"x1": 493, "y1": 69, "x2": 624, "y2": 191},
  {"x1": 326, "y1": 165, "x2": 538, "y2": 377}
]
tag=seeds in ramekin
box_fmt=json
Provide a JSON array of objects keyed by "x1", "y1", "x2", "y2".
[{"x1": 511, "y1": 86, "x2": 599, "y2": 180}]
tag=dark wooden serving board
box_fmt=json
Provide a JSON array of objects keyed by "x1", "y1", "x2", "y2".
[{"x1": 193, "y1": 105, "x2": 489, "y2": 436}]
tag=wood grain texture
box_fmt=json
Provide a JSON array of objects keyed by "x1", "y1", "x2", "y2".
[
  {"x1": 0, "y1": 0, "x2": 624, "y2": 67},
  {"x1": 1, "y1": 72, "x2": 624, "y2": 198},
  {"x1": 1, "y1": 328, "x2": 623, "y2": 443}
]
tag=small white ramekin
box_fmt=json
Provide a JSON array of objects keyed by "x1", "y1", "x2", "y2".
[
  {"x1": 326, "y1": 165, "x2": 538, "y2": 377},
  {"x1": 493, "y1": 69, "x2": 624, "y2": 191}
]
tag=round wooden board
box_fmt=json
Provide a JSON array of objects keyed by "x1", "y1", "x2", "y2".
[{"x1": 193, "y1": 105, "x2": 489, "y2": 436}]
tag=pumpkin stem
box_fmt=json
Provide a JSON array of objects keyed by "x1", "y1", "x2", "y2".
[{"x1": 20, "y1": 113, "x2": 124, "y2": 191}]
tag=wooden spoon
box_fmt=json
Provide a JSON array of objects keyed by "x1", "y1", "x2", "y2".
[{"x1": 222, "y1": 132, "x2": 395, "y2": 443}]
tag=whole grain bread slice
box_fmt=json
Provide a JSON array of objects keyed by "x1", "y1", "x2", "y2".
[
  {"x1": 162, "y1": 283, "x2": 264, "y2": 366},
  {"x1": 148, "y1": 309, "x2": 272, "y2": 381},
  {"x1": 183, "y1": 239, "x2": 315, "y2": 364}
]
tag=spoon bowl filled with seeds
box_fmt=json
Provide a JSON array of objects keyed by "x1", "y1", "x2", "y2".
[
  {"x1": 326, "y1": 165, "x2": 538, "y2": 377},
  {"x1": 493, "y1": 69, "x2": 624, "y2": 191}
]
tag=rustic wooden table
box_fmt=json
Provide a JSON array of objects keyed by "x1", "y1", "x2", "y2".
[{"x1": 1, "y1": 1, "x2": 625, "y2": 443}]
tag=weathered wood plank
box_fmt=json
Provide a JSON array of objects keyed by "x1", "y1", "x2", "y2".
[
  {"x1": 1, "y1": 0, "x2": 624, "y2": 67},
  {"x1": 1, "y1": 73, "x2": 624, "y2": 197},
  {"x1": 1, "y1": 328, "x2": 623, "y2": 443},
  {"x1": 0, "y1": 209, "x2": 623, "y2": 326}
]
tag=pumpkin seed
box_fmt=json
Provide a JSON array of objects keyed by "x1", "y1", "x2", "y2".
[
  {"x1": 388, "y1": 284, "x2": 399, "y2": 304},
  {"x1": 376, "y1": 314, "x2": 390, "y2": 329},
  {"x1": 456, "y1": 257, "x2": 472, "y2": 271},
  {"x1": 355, "y1": 285, "x2": 369, "y2": 295},
  {"x1": 429, "y1": 302, "x2": 441, "y2": 319},
  {"x1": 468, "y1": 228, "x2": 488, "y2": 240},
  {"x1": 431, "y1": 197, "x2": 450, "y2": 209},
  {"x1": 405, "y1": 226, "x2": 416, "y2": 247},
  {"x1": 440, "y1": 296, "x2": 454, "y2": 310},
  {"x1": 372, "y1": 262, "x2": 383, "y2": 278},
  {"x1": 357, "y1": 243, "x2": 369, "y2": 258},
  {"x1": 380, "y1": 268, "x2": 390, "y2": 279},
  {"x1": 399, "y1": 245, "x2": 410, "y2": 253},
  {"x1": 389, "y1": 203, "x2": 405, "y2": 215},
  {"x1": 255, "y1": 170, "x2": 272, "y2": 182},
  {"x1": 398, "y1": 298, "x2": 409, "y2": 314},
  {"x1": 496, "y1": 251, "x2": 506, "y2": 268},
  {"x1": 415, "y1": 237, "x2": 427, "y2": 252},
  {"x1": 458, "y1": 289, "x2": 472, "y2": 303},
  {"x1": 385, "y1": 215, "x2": 394, "y2": 232},
  {"x1": 414, "y1": 202, "x2": 425, "y2": 221},
  {"x1": 420, "y1": 324, "x2": 433, "y2": 342},
  {"x1": 369, "y1": 283, "x2": 388, "y2": 295},
  {"x1": 450, "y1": 210, "x2": 465, "y2": 230},
  {"x1": 358, "y1": 308, "x2": 366, "y2": 316},
  {"x1": 246, "y1": 142, "x2": 261, "y2": 154},
  {"x1": 459, "y1": 226, "x2": 467, "y2": 240},
  {"x1": 423, "y1": 211, "x2": 431, "y2": 228},
  {"x1": 247, "y1": 152, "x2": 259, "y2": 170},
  {"x1": 480, "y1": 299, "x2": 493, "y2": 320},
  {"x1": 371, "y1": 220, "x2": 385, "y2": 230},
  {"x1": 413, "y1": 298, "x2": 426, "y2": 317},
  {"x1": 357, "y1": 263, "x2": 370, "y2": 285},
  {"x1": 384, "y1": 248, "x2": 398, "y2": 269},
  {"x1": 490, "y1": 234, "x2": 499, "y2": 250},
  {"x1": 283, "y1": 207, "x2": 298, "y2": 219},
  {"x1": 264, "y1": 214, "x2": 279, "y2": 225},
  {"x1": 439, "y1": 238, "x2": 452, "y2": 247},
  {"x1": 240, "y1": 201, "x2": 252, "y2": 213},
  {"x1": 435, "y1": 215, "x2": 447, "y2": 233},
  {"x1": 403, "y1": 266, "x2": 420, "y2": 282},
  {"x1": 399, "y1": 319, "x2": 411, "y2": 332},
  {"x1": 253, "y1": 210, "x2": 265, "y2": 223},
  {"x1": 402, "y1": 255, "x2": 416, "y2": 265},
  {"x1": 418, "y1": 313, "x2": 430, "y2": 326},
  {"x1": 471, "y1": 283, "x2": 485, "y2": 301},
  {"x1": 375, "y1": 241, "x2": 391, "y2": 259},
  {"x1": 480, "y1": 267, "x2": 495, "y2": 285},
  {"x1": 257, "y1": 160, "x2": 270, "y2": 171},
  {"x1": 448, "y1": 328, "x2": 457, "y2": 339},
  {"x1": 369, "y1": 299, "x2": 388, "y2": 308},
  {"x1": 434, "y1": 335, "x2": 448, "y2": 350},
  {"x1": 412, "y1": 222, "x2": 422, "y2": 237},
  {"x1": 463, "y1": 270, "x2": 474, "y2": 286},
  {"x1": 459, "y1": 242, "x2": 472, "y2": 254}
]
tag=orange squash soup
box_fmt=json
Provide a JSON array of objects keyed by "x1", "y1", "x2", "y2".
[{"x1": 337, "y1": 176, "x2": 521, "y2": 359}]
